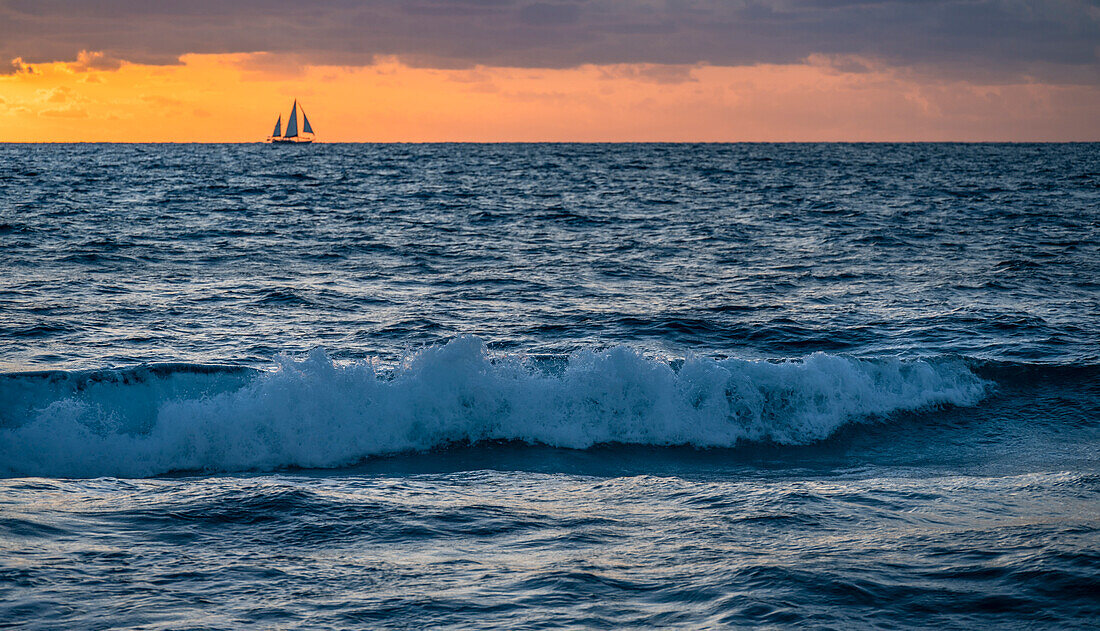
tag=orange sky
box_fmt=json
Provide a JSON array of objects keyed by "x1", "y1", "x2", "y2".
[{"x1": 1, "y1": 52, "x2": 1098, "y2": 142}]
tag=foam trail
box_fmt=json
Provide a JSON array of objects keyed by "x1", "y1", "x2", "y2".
[{"x1": 0, "y1": 336, "x2": 989, "y2": 478}]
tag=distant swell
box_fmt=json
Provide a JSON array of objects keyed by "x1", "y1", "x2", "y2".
[{"x1": 0, "y1": 336, "x2": 990, "y2": 478}]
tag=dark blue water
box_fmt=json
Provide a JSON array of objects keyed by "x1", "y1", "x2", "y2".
[{"x1": 2, "y1": 144, "x2": 1098, "y2": 629}]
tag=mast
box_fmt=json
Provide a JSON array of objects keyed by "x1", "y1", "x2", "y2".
[
  {"x1": 271, "y1": 115, "x2": 282, "y2": 138},
  {"x1": 284, "y1": 100, "x2": 299, "y2": 138}
]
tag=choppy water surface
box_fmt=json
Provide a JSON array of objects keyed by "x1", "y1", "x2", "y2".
[{"x1": 1, "y1": 143, "x2": 1098, "y2": 629}]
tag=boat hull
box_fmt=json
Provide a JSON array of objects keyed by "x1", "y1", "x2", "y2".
[{"x1": 267, "y1": 138, "x2": 313, "y2": 144}]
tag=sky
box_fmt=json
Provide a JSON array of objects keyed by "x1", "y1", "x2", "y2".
[{"x1": 0, "y1": 0, "x2": 1097, "y2": 142}]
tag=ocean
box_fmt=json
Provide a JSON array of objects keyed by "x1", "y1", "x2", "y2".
[{"x1": 1, "y1": 143, "x2": 1097, "y2": 629}]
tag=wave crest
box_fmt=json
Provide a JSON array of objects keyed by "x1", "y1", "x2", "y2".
[{"x1": 0, "y1": 336, "x2": 988, "y2": 477}]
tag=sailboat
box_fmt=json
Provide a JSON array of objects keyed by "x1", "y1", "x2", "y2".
[{"x1": 266, "y1": 100, "x2": 315, "y2": 144}]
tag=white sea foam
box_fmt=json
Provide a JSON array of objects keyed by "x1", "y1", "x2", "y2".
[{"x1": 0, "y1": 336, "x2": 989, "y2": 477}]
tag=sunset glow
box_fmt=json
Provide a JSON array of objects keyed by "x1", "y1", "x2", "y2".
[{"x1": 3, "y1": 52, "x2": 1097, "y2": 142}]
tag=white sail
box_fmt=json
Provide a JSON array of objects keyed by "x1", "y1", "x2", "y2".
[
  {"x1": 285, "y1": 100, "x2": 299, "y2": 138},
  {"x1": 271, "y1": 115, "x2": 281, "y2": 138},
  {"x1": 302, "y1": 108, "x2": 314, "y2": 135}
]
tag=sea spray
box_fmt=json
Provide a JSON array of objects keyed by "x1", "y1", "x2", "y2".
[{"x1": 0, "y1": 336, "x2": 989, "y2": 478}]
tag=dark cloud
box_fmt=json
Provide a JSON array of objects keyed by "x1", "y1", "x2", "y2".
[
  {"x1": 519, "y1": 2, "x2": 583, "y2": 25},
  {"x1": 69, "y1": 51, "x2": 124, "y2": 72},
  {"x1": 0, "y1": 1, "x2": 1096, "y2": 82},
  {"x1": 1, "y1": 56, "x2": 36, "y2": 75}
]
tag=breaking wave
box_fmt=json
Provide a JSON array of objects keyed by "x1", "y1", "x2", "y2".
[{"x1": 0, "y1": 336, "x2": 989, "y2": 478}]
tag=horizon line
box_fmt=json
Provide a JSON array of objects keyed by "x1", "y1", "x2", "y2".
[{"x1": 3, "y1": 140, "x2": 1099, "y2": 145}]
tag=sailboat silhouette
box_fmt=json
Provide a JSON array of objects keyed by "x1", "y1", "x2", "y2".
[{"x1": 266, "y1": 100, "x2": 315, "y2": 144}]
